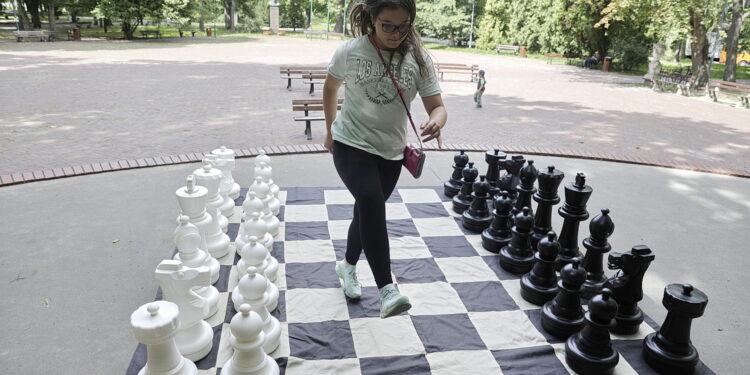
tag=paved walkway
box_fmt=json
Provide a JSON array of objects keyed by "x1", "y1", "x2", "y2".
[{"x1": 1, "y1": 36, "x2": 749, "y2": 183}]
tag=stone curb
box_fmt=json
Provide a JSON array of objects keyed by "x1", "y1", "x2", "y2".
[{"x1": 1, "y1": 143, "x2": 748, "y2": 187}]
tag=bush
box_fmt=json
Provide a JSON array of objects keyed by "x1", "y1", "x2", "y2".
[{"x1": 608, "y1": 27, "x2": 652, "y2": 71}]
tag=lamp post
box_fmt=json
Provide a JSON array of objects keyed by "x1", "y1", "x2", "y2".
[{"x1": 468, "y1": 0, "x2": 475, "y2": 48}]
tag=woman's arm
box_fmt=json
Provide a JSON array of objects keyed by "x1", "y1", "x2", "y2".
[
  {"x1": 419, "y1": 94, "x2": 447, "y2": 147},
  {"x1": 323, "y1": 74, "x2": 344, "y2": 153}
]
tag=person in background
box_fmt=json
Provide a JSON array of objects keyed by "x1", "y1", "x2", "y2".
[{"x1": 474, "y1": 70, "x2": 486, "y2": 108}]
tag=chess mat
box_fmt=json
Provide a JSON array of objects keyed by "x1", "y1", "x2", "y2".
[{"x1": 127, "y1": 186, "x2": 715, "y2": 375}]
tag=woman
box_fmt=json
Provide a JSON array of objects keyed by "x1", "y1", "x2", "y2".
[{"x1": 323, "y1": 0, "x2": 447, "y2": 318}]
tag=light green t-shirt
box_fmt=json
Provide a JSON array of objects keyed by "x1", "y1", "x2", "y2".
[{"x1": 327, "y1": 35, "x2": 442, "y2": 160}]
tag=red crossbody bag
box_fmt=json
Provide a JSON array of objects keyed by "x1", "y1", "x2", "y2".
[{"x1": 370, "y1": 36, "x2": 426, "y2": 179}]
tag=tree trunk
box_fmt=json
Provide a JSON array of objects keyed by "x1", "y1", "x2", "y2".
[
  {"x1": 223, "y1": 0, "x2": 231, "y2": 29},
  {"x1": 675, "y1": 40, "x2": 685, "y2": 62},
  {"x1": 230, "y1": 0, "x2": 236, "y2": 31},
  {"x1": 689, "y1": 9, "x2": 710, "y2": 88},
  {"x1": 46, "y1": 0, "x2": 54, "y2": 31},
  {"x1": 122, "y1": 21, "x2": 136, "y2": 40},
  {"x1": 16, "y1": 0, "x2": 32, "y2": 30},
  {"x1": 333, "y1": 0, "x2": 344, "y2": 33},
  {"x1": 723, "y1": 0, "x2": 745, "y2": 82},
  {"x1": 25, "y1": 0, "x2": 40, "y2": 28}
]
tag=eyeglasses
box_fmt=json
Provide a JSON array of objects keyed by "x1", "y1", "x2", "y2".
[{"x1": 378, "y1": 18, "x2": 411, "y2": 34}]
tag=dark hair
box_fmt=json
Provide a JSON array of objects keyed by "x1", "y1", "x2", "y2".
[{"x1": 349, "y1": 0, "x2": 430, "y2": 78}]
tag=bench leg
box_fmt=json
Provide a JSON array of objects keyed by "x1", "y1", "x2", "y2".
[
  {"x1": 287, "y1": 78, "x2": 292, "y2": 91},
  {"x1": 309, "y1": 83, "x2": 314, "y2": 96},
  {"x1": 305, "y1": 121, "x2": 312, "y2": 140}
]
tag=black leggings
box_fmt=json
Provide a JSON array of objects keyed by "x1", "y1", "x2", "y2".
[{"x1": 332, "y1": 141, "x2": 402, "y2": 289}]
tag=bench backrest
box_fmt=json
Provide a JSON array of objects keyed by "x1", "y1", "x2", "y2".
[
  {"x1": 281, "y1": 67, "x2": 328, "y2": 74},
  {"x1": 434, "y1": 63, "x2": 479, "y2": 70},
  {"x1": 292, "y1": 98, "x2": 344, "y2": 112},
  {"x1": 301, "y1": 73, "x2": 327, "y2": 80},
  {"x1": 712, "y1": 80, "x2": 750, "y2": 92},
  {"x1": 545, "y1": 53, "x2": 565, "y2": 58}
]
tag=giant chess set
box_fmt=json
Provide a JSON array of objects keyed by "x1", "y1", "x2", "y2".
[{"x1": 126, "y1": 147, "x2": 714, "y2": 375}]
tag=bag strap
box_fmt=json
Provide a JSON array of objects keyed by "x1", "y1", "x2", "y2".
[{"x1": 369, "y1": 35, "x2": 423, "y2": 150}]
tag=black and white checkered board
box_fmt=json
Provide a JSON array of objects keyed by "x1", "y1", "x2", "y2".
[{"x1": 127, "y1": 186, "x2": 715, "y2": 375}]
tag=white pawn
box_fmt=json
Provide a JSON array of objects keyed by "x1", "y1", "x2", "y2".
[
  {"x1": 155, "y1": 260, "x2": 214, "y2": 361},
  {"x1": 250, "y1": 176, "x2": 272, "y2": 210},
  {"x1": 254, "y1": 150, "x2": 272, "y2": 176},
  {"x1": 236, "y1": 191, "x2": 265, "y2": 250},
  {"x1": 206, "y1": 154, "x2": 236, "y2": 219},
  {"x1": 262, "y1": 203, "x2": 280, "y2": 238},
  {"x1": 212, "y1": 145, "x2": 241, "y2": 200},
  {"x1": 222, "y1": 304, "x2": 280, "y2": 375},
  {"x1": 256, "y1": 162, "x2": 281, "y2": 216},
  {"x1": 249, "y1": 177, "x2": 278, "y2": 236},
  {"x1": 237, "y1": 236, "x2": 279, "y2": 311},
  {"x1": 238, "y1": 213, "x2": 277, "y2": 282},
  {"x1": 194, "y1": 162, "x2": 229, "y2": 234},
  {"x1": 176, "y1": 175, "x2": 230, "y2": 259},
  {"x1": 173, "y1": 216, "x2": 220, "y2": 318},
  {"x1": 231, "y1": 267, "x2": 281, "y2": 354},
  {"x1": 130, "y1": 301, "x2": 197, "y2": 375}
]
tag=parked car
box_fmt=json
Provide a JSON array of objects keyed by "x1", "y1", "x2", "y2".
[{"x1": 720, "y1": 49, "x2": 750, "y2": 66}]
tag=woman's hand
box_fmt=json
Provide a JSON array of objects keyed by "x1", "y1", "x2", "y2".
[
  {"x1": 324, "y1": 133, "x2": 334, "y2": 153},
  {"x1": 419, "y1": 119, "x2": 443, "y2": 148}
]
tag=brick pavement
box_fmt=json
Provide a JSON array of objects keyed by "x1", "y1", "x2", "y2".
[{"x1": 1, "y1": 36, "x2": 749, "y2": 186}]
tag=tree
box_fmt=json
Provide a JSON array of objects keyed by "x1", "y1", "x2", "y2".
[
  {"x1": 723, "y1": 0, "x2": 749, "y2": 81},
  {"x1": 416, "y1": 0, "x2": 472, "y2": 45},
  {"x1": 280, "y1": 0, "x2": 306, "y2": 30},
  {"x1": 95, "y1": 0, "x2": 164, "y2": 39},
  {"x1": 25, "y1": 0, "x2": 41, "y2": 28},
  {"x1": 60, "y1": 0, "x2": 97, "y2": 22}
]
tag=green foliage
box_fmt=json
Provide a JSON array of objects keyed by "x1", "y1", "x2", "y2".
[
  {"x1": 280, "y1": 0, "x2": 306, "y2": 29},
  {"x1": 416, "y1": 0, "x2": 472, "y2": 44},
  {"x1": 236, "y1": 0, "x2": 267, "y2": 32},
  {"x1": 608, "y1": 24, "x2": 652, "y2": 70},
  {"x1": 94, "y1": 0, "x2": 165, "y2": 38},
  {"x1": 475, "y1": 0, "x2": 511, "y2": 49}
]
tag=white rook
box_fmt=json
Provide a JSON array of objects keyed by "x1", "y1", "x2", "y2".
[{"x1": 130, "y1": 301, "x2": 197, "y2": 375}]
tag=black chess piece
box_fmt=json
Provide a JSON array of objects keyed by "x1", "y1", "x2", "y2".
[
  {"x1": 498, "y1": 207, "x2": 535, "y2": 274},
  {"x1": 463, "y1": 175, "x2": 493, "y2": 232},
  {"x1": 565, "y1": 288, "x2": 620, "y2": 375},
  {"x1": 556, "y1": 173, "x2": 593, "y2": 271},
  {"x1": 452, "y1": 162, "x2": 478, "y2": 214},
  {"x1": 484, "y1": 149, "x2": 506, "y2": 197},
  {"x1": 541, "y1": 260, "x2": 587, "y2": 339},
  {"x1": 603, "y1": 245, "x2": 655, "y2": 334},
  {"x1": 520, "y1": 231, "x2": 560, "y2": 305},
  {"x1": 643, "y1": 284, "x2": 708, "y2": 375},
  {"x1": 481, "y1": 190, "x2": 514, "y2": 253},
  {"x1": 444, "y1": 150, "x2": 469, "y2": 197},
  {"x1": 497, "y1": 155, "x2": 525, "y2": 200},
  {"x1": 581, "y1": 209, "x2": 615, "y2": 299},
  {"x1": 531, "y1": 165, "x2": 564, "y2": 250},
  {"x1": 512, "y1": 160, "x2": 538, "y2": 217}
]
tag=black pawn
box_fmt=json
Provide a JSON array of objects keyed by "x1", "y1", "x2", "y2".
[
  {"x1": 463, "y1": 175, "x2": 493, "y2": 232},
  {"x1": 643, "y1": 284, "x2": 708, "y2": 375},
  {"x1": 499, "y1": 206, "x2": 535, "y2": 274},
  {"x1": 444, "y1": 150, "x2": 469, "y2": 197},
  {"x1": 498, "y1": 154, "x2": 525, "y2": 200},
  {"x1": 604, "y1": 245, "x2": 655, "y2": 334},
  {"x1": 565, "y1": 288, "x2": 620, "y2": 375},
  {"x1": 512, "y1": 160, "x2": 538, "y2": 217},
  {"x1": 452, "y1": 162, "x2": 477, "y2": 214},
  {"x1": 531, "y1": 165, "x2": 564, "y2": 249},
  {"x1": 481, "y1": 190, "x2": 514, "y2": 253},
  {"x1": 484, "y1": 149, "x2": 506, "y2": 197},
  {"x1": 520, "y1": 231, "x2": 560, "y2": 305},
  {"x1": 541, "y1": 260, "x2": 586, "y2": 339},
  {"x1": 556, "y1": 172, "x2": 593, "y2": 271},
  {"x1": 581, "y1": 208, "x2": 615, "y2": 299}
]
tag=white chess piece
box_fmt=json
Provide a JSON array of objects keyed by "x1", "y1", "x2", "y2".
[
  {"x1": 240, "y1": 213, "x2": 278, "y2": 282},
  {"x1": 206, "y1": 154, "x2": 236, "y2": 219},
  {"x1": 222, "y1": 304, "x2": 280, "y2": 375},
  {"x1": 212, "y1": 145, "x2": 241, "y2": 200},
  {"x1": 256, "y1": 162, "x2": 281, "y2": 216},
  {"x1": 249, "y1": 177, "x2": 279, "y2": 236},
  {"x1": 231, "y1": 267, "x2": 281, "y2": 354},
  {"x1": 254, "y1": 150, "x2": 271, "y2": 176},
  {"x1": 173, "y1": 216, "x2": 220, "y2": 318},
  {"x1": 176, "y1": 175, "x2": 230, "y2": 259},
  {"x1": 130, "y1": 301, "x2": 197, "y2": 375},
  {"x1": 237, "y1": 236, "x2": 279, "y2": 311},
  {"x1": 193, "y1": 162, "x2": 229, "y2": 234},
  {"x1": 174, "y1": 215, "x2": 220, "y2": 284},
  {"x1": 155, "y1": 260, "x2": 214, "y2": 361},
  {"x1": 262, "y1": 203, "x2": 280, "y2": 238},
  {"x1": 236, "y1": 191, "x2": 265, "y2": 250}
]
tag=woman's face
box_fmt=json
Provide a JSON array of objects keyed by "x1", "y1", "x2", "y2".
[{"x1": 373, "y1": 7, "x2": 410, "y2": 50}]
